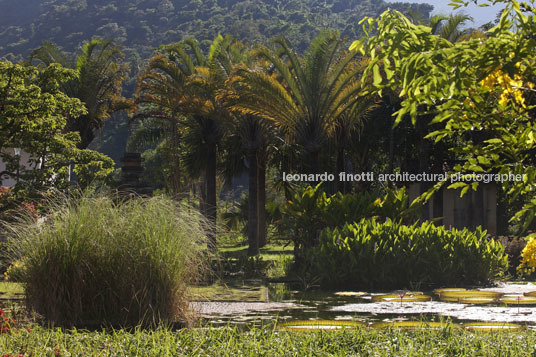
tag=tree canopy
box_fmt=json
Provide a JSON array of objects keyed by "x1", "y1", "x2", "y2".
[
  {"x1": 0, "y1": 61, "x2": 114, "y2": 202},
  {"x1": 352, "y1": 0, "x2": 536, "y2": 231}
]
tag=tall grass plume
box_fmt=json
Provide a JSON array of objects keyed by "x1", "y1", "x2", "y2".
[{"x1": 3, "y1": 192, "x2": 208, "y2": 328}]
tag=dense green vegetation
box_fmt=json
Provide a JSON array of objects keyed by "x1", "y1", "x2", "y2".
[
  {"x1": 2, "y1": 324, "x2": 536, "y2": 356},
  {"x1": 0, "y1": 61, "x2": 113, "y2": 202},
  {"x1": 309, "y1": 219, "x2": 507, "y2": 289},
  {"x1": 4, "y1": 193, "x2": 206, "y2": 327},
  {"x1": 0, "y1": 0, "x2": 432, "y2": 60}
]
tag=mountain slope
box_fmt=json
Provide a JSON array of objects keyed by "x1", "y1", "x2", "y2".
[{"x1": 0, "y1": 0, "x2": 432, "y2": 61}]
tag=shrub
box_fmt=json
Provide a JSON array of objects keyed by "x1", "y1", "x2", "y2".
[
  {"x1": 4, "y1": 192, "x2": 206, "y2": 328},
  {"x1": 518, "y1": 237, "x2": 536, "y2": 276},
  {"x1": 280, "y1": 184, "x2": 420, "y2": 266},
  {"x1": 499, "y1": 236, "x2": 527, "y2": 277},
  {"x1": 308, "y1": 219, "x2": 508, "y2": 289}
]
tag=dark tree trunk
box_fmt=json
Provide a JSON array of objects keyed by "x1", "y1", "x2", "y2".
[
  {"x1": 257, "y1": 151, "x2": 267, "y2": 248},
  {"x1": 198, "y1": 173, "x2": 207, "y2": 217},
  {"x1": 205, "y1": 141, "x2": 217, "y2": 251},
  {"x1": 170, "y1": 115, "x2": 181, "y2": 197},
  {"x1": 310, "y1": 150, "x2": 320, "y2": 175},
  {"x1": 335, "y1": 146, "x2": 345, "y2": 194},
  {"x1": 388, "y1": 117, "x2": 395, "y2": 175},
  {"x1": 247, "y1": 149, "x2": 259, "y2": 255}
]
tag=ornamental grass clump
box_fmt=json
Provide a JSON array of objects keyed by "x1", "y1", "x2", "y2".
[{"x1": 4, "y1": 192, "x2": 207, "y2": 328}]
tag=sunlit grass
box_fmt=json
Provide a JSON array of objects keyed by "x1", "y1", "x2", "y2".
[{"x1": 1, "y1": 324, "x2": 536, "y2": 356}]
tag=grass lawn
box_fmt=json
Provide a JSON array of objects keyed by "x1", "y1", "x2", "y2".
[
  {"x1": 219, "y1": 241, "x2": 293, "y2": 261},
  {"x1": 1, "y1": 324, "x2": 536, "y2": 356},
  {"x1": 0, "y1": 281, "x2": 23, "y2": 299},
  {"x1": 191, "y1": 241, "x2": 293, "y2": 302}
]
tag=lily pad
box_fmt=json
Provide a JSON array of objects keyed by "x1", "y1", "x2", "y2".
[
  {"x1": 523, "y1": 291, "x2": 536, "y2": 297},
  {"x1": 277, "y1": 320, "x2": 365, "y2": 331},
  {"x1": 456, "y1": 297, "x2": 498, "y2": 304},
  {"x1": 464, "y1": 322, "x2": 524, "y2": 331},
  {"x1": 371, "y1": 294, "x2": 431, "y2": 302},
  {"x1": 438, "y1": 290, "x2": 503, "y2": 303},
  {"x1": 372, "y1": 321, "x2": 455, "y2": 329},
  {"x1": 433, "y1": 288, "x2": 467, "y2": 295},
  {"x1": 334, "y1": 291, "x2": 368, "y2": 297},
  {"x1": 500, "y1": 296, "x2": 536, "y2": 305}
]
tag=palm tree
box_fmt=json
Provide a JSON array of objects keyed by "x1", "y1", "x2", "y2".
[
  {"x1": 228, "y1": 31, "x2": 366, "y2": 179},
  {"x1": 220, "y1": 41, "x2": 276, "y2": 254},
  {"x1": 30, "y1": 40, "x2": 130, "y2": 149},
  {"x1": 137, "y1": 35, "x2": 239, "y2": 250},
  {"x1": 136, "y1": 47, "x2": 193, "y2": 195}
]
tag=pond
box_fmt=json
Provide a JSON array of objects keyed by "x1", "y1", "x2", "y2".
[{"x1": 192, "y1": 281, "x2": 536, "y2": 329}]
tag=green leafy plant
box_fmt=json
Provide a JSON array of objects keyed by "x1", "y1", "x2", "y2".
[
  {"x1": 280, "y1": 184, "x2": 420, "y2": 266},
  {"x1": 308, "y1": 219, "x2": 507, "y2": 289},
  {"x1": 4, "y1": 192, "x2": 207, "y2": 328}
]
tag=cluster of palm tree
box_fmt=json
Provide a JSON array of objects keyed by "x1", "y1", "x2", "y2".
[
  {"x1": 21, "y1": 11, "x2": 480, "y2": 255},
  {"x1": 133, "y1": 31, "x2": 374, "y2": 254},
  {"x1": 132, "y1": 12, "x2": 486, "y2": 254}
]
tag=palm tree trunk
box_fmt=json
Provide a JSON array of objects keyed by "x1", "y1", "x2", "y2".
[
  {"x1": 248, "y1": 149, "x2": 259, "y2": 255},
  {"x1": 170, "y1": 115, "x2": 181, "y2": 197},
  {"x1": 335, "y1": 146, "x2": 345, "y2": 194},
  {"x1": 206, "y1": 141, "x2": 217, "y2": 251},
  {"x1": 310, "y1": 150, "x2": 320, "y2": 178},
  {"x1": 257, "y1": 151, "x2": 267, "y2": 248}
]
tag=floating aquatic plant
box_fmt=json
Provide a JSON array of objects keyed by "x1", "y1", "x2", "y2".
[
  {"x1": 464, "y1": 322, "x2": 524, "y2": 332},
  {"x1": 438, "y1": 290, "x2": 503, "y2": 303},
  {"x1": 277, "y1": 320, "x2": 365, "y2": 331},
  {"x1": 372, "y1": 321, "x2": 455, "y2": 330},
  {"x1": 371, "y1": 293, "x2": 430, "y2": 303}
]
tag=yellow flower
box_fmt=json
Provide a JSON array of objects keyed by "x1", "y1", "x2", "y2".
[
  {"x1": 518, "y1": 238, "x2": 536, "y2": 275},
  {"x1": 480, "y1": 67, "x2": 530, "y2": 108}
]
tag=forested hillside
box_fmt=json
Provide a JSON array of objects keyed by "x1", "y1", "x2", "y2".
[
  {"x1": 0, "y1": 0, "x2": 432, "y2": 162},
  {"x1": 0, "y1": 0, "x2": 432, "y2": 61}
]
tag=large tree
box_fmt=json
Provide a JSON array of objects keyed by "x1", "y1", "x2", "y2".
[
  {"x1": 353, "y1": 0, "x2": 536, "y2": 231},
  {"x1": 0, "y1": 61, "x2": 114, "y2": 202},
  {"x1": 229, "y1": 31, "x2": 368, "y2": 178},
  {"x1": 30, "y1": 39, "x2": 130, "y2": 149}
]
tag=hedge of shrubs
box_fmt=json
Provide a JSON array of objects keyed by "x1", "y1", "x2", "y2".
[{"x1": 308, "y1": 219, "x2": 508, "y2": 289}]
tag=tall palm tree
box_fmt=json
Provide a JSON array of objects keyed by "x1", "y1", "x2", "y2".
[
  {"x1": 220, "y1": 41, "x2": 276, "y2": 254},
  {"x1": 30, "y1": 40, "x2": 130, "y2": 149},
  {"x1": 228, "y1": 31, "x2": 366, "y2": 179},
  {"x1": 136, "y1": 46, "x2": 193, "y2": 195},
  {"x1": 137, "y1": 35, "x2": 238, "y2": 250}
]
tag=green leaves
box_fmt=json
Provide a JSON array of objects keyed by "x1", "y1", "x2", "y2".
[
  {"x1": 310, "y1": 219, "x2": 507, "y2": 289},
  {"x1": 353, "y1": 1, "x2": 536, "y2": 231},
  {"x1": 0, "y1": 61, "x2": 114, "y2": 199}
]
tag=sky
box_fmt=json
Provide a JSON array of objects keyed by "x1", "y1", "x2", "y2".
[{"x1": 384, "y1": 0, "x2": 506, "y2": 27}]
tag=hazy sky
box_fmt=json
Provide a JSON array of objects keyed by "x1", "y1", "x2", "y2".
[{"x1": 384, "y1": 0, "x2": 505, "y2": 27}]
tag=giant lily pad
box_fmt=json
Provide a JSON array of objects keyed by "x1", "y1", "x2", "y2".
[
  {"x1": 277, "y1": 320, "x2": 365, "y2": 331},
  {"x1": 464, "y1": 322, "x2": 524, "y2": 331},
  {"x1": 372, "y1": 321, "x2": 455, "y2": 330},
  {"x1": 334, "y1": 291, "x2": 368, "y2": 297},
  {"x1": 500, "y1": 295, "x2": 536, "y2": 305},
  {"x1": 371, "y1": 294, "x2": 430, "y2": 302},
  {"x1": 438, "y1": 290, "x2": 503, "y2": 303},
  {"x1": 523, "y1": 291, "x2": 536, "y2": 297},
  {"x1": 433, "y1": 288, "x2": 467, "y2": 295}
]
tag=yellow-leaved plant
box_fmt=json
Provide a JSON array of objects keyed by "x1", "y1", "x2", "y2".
[{"x1": 518, "y1": 238, "x2": 536, "y2": 275}]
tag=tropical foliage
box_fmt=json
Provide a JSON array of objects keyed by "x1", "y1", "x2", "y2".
[
  {"x1": 30, "y1": 39, "x2": 131, "y2": 149},
  {"x1": 280, "y1": 184, "x2": 420, "y2": 265},
  {"x1": 0, "y1": 61, "x2": 113, "y2": 204},
  {"x1": 309, "y1": 219, "x2": 507, "y2": 289},
  {"x1": 352, "y1": 0, "x2": 536, "y2": 231}
]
